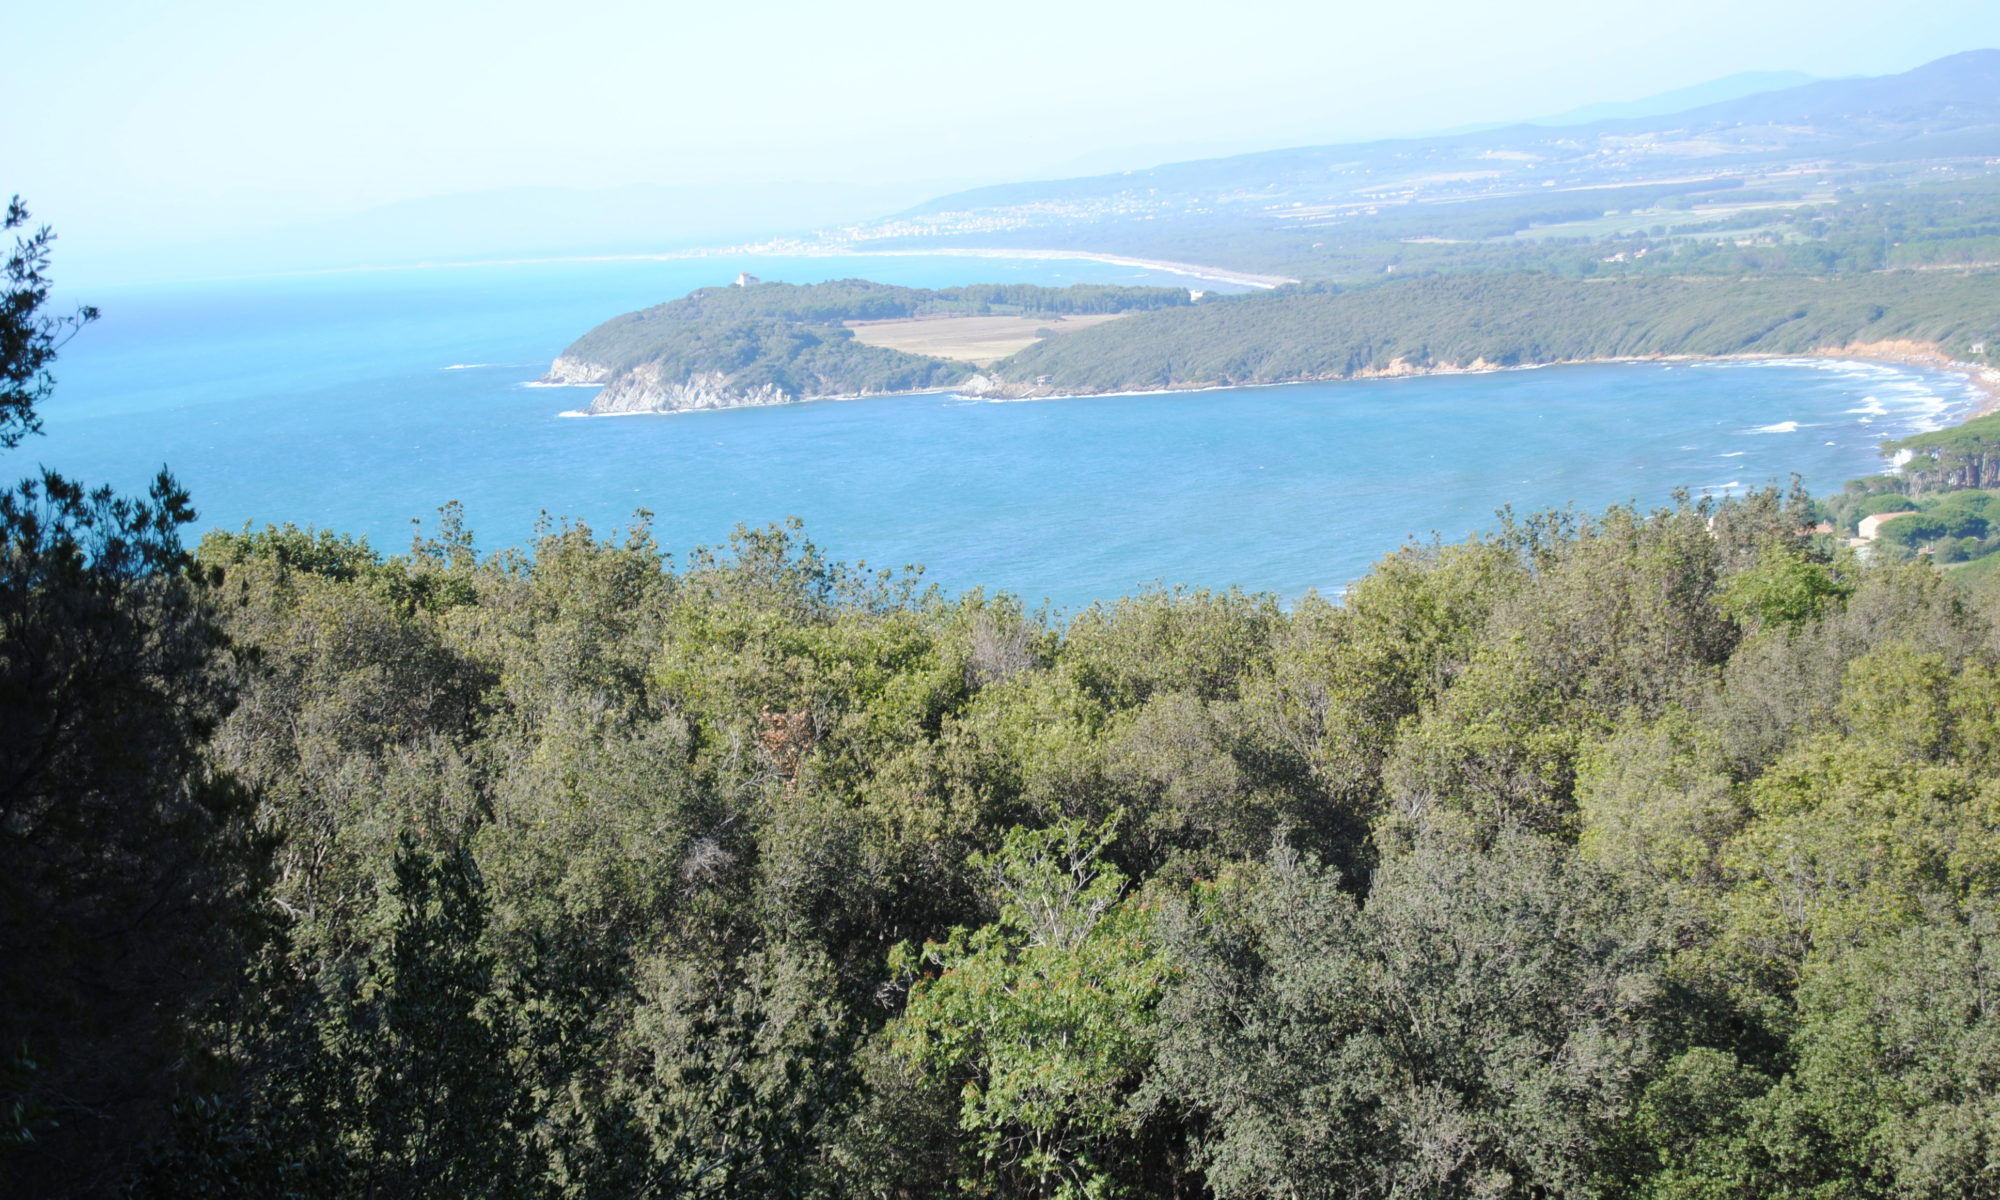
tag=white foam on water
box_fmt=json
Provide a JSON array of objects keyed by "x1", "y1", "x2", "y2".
[
  {"x1": 1719, "y1": 451, "x2": 1745, "y2": 458},
  {"x1": 1750, "y1": 421, "x2": 1801, "y2": 433}
]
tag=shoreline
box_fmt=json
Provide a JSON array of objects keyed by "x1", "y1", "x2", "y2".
[
  {"x1": 653, "y1": 242, "x2": 1296, "y2": 291},
  {"x1": 958, "y1": 344, "x2": 2000, "y2": 413},
  {"x1": 556, "y1": 384, "x2": 965, "y2": 419},
  {"x1": 1803, "y1": 341, "x2": 2000, "y2": 415},
  {"x1": 838, "y1": 247, "x2": 1296, "y2": 291},
  {"x1": 546, "y1": 348, "x2": 1991, "y2": 424}
]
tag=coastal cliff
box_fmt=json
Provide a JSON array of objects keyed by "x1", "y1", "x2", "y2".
[
  {"x1": 586, "y1": 365, "x2": 797, "y2": 414},
  {"x1": 541, "y1": 355, "x2": 955, "y2": 415},
  {"x1": 541, "y1": 356, "x2": 610, "y2": 386}
]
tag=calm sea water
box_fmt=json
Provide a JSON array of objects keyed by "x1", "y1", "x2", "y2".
[{"x1": 29, "y1": 254, "x2": 1986, "y2": 609}]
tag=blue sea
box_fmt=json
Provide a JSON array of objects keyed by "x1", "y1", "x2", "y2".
[{"x1": 30, "y1": 253, "x2": 1986, "y2": 610}]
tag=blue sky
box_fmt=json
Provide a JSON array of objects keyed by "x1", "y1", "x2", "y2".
[{"x1": 9, "y1": 0, "x2": 2000, "y2": 276}]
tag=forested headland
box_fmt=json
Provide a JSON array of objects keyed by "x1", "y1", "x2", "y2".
[
  {"x1": 543, "y1": 279, "x2": 1193, "y2": 413},
  {"x1": 981, "y1": 269, "x2": 2000, "y2": 394},
  {"x1": 543, "y1": 267, "x2": 2000, "y2": 413},
  {"x1": 11, "y1": 196, "x2": 2000, "y2": 1198},
  {"x1": 559, "y1": 279, "x2": 1194, "y2": 374}
]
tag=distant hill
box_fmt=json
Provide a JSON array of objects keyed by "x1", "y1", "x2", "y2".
[
  {"x1": 977, "y1": 270, "x2": 2000, "y2": 396},
  {"x1": 1024, "y1": 71, "x2": 1820, "y2": 180},
  {"x1": 1525, "y1": 70, "x2": 1818, "y2": 126},
  {"x1": 543, "y1": 279, "x2": 1192, "y2": 415},
  {"x1": 820, "y1": 51, "x2": 2000, "y2": 280},
  {"x1": 899, "y1": 50, "x2": 2000, "y2": 218},
  {"x1": 542, "y1": 269, "x2": 2000, "y2": 412}
]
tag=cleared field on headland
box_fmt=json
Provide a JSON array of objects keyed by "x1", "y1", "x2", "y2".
[{"x1": 844, "y1": 313, "x2": 1128, "y2": 366}]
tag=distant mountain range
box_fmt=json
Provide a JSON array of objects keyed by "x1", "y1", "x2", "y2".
[
  {"x1": 817, "y1": 50, "x2": 2000, "y2": 271},
  {"x1": 1027, "y1": 70, "x2": 1822, "y2": 181},
  {"x1": 1521, "y1": 69, "x2": 1820, "y2": 127}
]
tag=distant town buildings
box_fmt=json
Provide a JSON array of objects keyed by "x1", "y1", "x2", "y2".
[
  {"x1": 1857, "y1": 510, "x2": 1921, "y2": 541},
  {"x1": 734, "y1": 273, "x2": 761, "y2": 287}
]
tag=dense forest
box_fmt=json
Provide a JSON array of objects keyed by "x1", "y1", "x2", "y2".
[
  {"x1": 11, "y1": 198, "x2": 2000, "y2": 1198},
  {"x1": 543, "y1": 266, "x2": 2000, "y2": 410},
  {"x1": 988, "y1": 269, "x2": 2000, "y2": 392},
  {"x1": 554, "y1": 278, "x2": 1192, "y2": 378},
  {"x1": 547, "y1": 279, "x2": 1195, "y2": 410},
  {"x1": 584, "y1": 319, "x2": 976, "y2": 407}
]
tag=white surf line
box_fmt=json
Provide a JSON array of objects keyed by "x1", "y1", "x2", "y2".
[{"x1": 849, "y1": 247, "x2": 1297, "y2": 290}]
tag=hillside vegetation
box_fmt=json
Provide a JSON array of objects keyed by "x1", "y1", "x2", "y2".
[
  {"x1": 556, "y1": 279, "x2": 1190, "y2": 374},
  {"x1": 548, "y1": 279, "x2": 1194, "y2": 410},
  {"x1": 988, "y1": 269, "x2": 2000, "y2": 392},
  {"x1": 20, "y1": 491, "x2": 1994, "y2": 1200},
  {"x1": 1884, "y1": 409, "x2": 2000, "y2": 492}
]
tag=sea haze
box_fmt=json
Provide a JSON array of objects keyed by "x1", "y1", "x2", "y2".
[{"x1": 35, "y1": 255, "x2": 1985, "y2": 610}]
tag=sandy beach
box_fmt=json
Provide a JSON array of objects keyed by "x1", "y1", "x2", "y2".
[
  {"x1": 847, "y1": 247, "x2": 1296, "y2": 291},
  {"x1": 1808, "y1": 340, "x2": 2000, "y2": 414}
]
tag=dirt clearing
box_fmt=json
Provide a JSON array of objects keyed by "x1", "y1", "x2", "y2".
[{"x1": 844, "y1": 313, "x2": 1129, "y2": 366}]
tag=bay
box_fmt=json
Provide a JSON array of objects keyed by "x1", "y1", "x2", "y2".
[{"x1": 30, "y1": 254, "x2": 1985, "y2": 610}]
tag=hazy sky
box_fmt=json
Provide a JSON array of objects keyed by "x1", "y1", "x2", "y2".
[{"x1": 10, "y1": 0, "x2": 2000, "y2": 271}]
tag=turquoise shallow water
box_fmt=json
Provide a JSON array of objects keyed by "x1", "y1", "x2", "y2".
[{"x1": 28, "y1": 254, "x2": 1987, "y2": 609}]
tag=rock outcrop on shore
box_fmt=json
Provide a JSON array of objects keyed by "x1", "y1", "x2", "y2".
[
  {"x1": 582, "y1": 365, "x2": 794, "y2": 414},
  {"x1": 541, "y1": 356, "x2": 610, "y2": 386},
  {"x1": 543, "y1": 358, "x2": 926, "y2": 415}
]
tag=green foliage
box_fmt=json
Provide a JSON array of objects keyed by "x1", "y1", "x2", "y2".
[
  {"x1": 0, "y1": 211, "x2": 269, "y2": 1195},
  {"x1": 9, "y1": 394, "x2": 1999, "y2": 1200},
  {"x1": 321, "y1": 838, "x2": 515, "y2": 1196},
  {"x1": 1719, "y1": 545, "x2": 1854, "y2": 631},
  {"x1": 1385, "y1": 500, "x2": 1744, "y2": 834},
  {"x1": 989, "y1": 270, "x2": 2000, "y2": 392},
  {"x1": 1576, "y1": 711, "x2": 1742, "y2": 896},
  {"x1": 1155, "y1": 828, "x2": 1662, "y2": 1200},
  {"x1": 1885, "y1": 412, "x2": 2000, "y2": 494},
  {"x1": 1784, "y1": 904, "x2": 2000, "y2": 1198},
  {"x1": 890, "y1": 818, "x2": 1171, "y2": 1199},
  {"x1": 2, "y1": 197, "x2": 97, "y2": 448},
  {"x1": 557, "y1": 279, "x2": 1193, "y2": 399}
]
